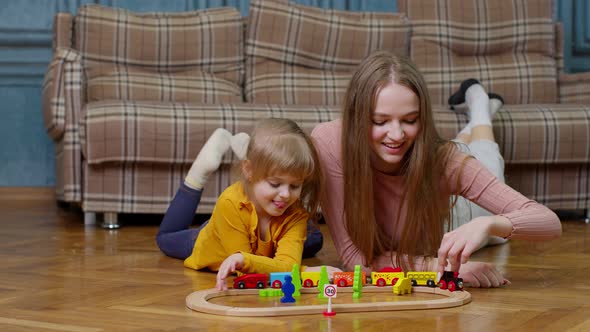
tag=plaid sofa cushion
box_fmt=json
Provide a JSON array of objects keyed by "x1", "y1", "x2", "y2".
[
  {"x1": 435, "y1": 104, "x2": 590, "y2": 164},
  {"x1": 398, "y1": 0, "x2": 558, "y2": 105},
  {"x1": 504, "y1": 164, "x2": 590, "y2": 210},
  {"x1": 245, "y1": 0, "x2": 410, "y2": 105},
  {"x1": 83, "y1": 162, "x2": 590, "y2": 214},
  {"x1": 244, "y1": 60, "x2": 352, "y2": 105},
  {"x1": 80, "y1": 101, "x2": 340, "y2": 165},
  {"x1": 80, "y1": 100, "x2": 590, "y2": 165},
  {"x1": 74, "y1": 4, "x2": 244, "y2": 85},
  {"x1": 559, "y1": 72, "x2": 590, "y2": 104},
  {"x1": 83, "y1": 161, "x2": 236, "y2": 214},
  {"x1": 86, "y1": 65, "x2": 243, "y2": 103}
]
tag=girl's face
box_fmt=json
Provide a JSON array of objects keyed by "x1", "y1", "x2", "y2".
[
  {"x1": 250, "y1": 173, "x2": 303, "y2": 220},
  {"x1": 369, "y1": 81, "x2": 421, "y2": 174}
]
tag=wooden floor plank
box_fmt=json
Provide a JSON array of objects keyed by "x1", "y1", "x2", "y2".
[{"x1": 0, "y1": 188, "x2": 589, "y2": 330}]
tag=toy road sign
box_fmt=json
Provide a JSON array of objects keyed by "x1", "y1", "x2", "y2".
[{"x1": 324, "y1": 284, "x2": 337, "y2": 298}]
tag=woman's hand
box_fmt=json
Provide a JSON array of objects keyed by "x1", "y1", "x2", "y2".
[
  {"x1": 458, "y1": 261, "x2": 510, "y2": 288},
  {"x1": 216, "y1": 253, "x2": 245, "y2": 291},
  {"x1": 437, "y1": 216, "x2": 493, "y2": 273},
  {"x1": 437, "y1": 215, "x2": 511, "y2": 274}
]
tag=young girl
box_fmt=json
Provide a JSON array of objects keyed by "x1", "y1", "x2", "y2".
[
  {"x1": 311, "y1": 51, "x2": 562, "y2": 288},
  {"x1": 156, "y1": 118, "x2": 332, "y2": 290}
]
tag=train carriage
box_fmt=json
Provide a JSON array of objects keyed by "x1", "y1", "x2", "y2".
[
  {"x1": 406, "y1": 271, "x2": 437, "y2": 287},
  {"x1": 370, "y1": 271, "x2": 405, "y2": 286},
  {"x1": 232, "y1": 274, "x2": 267, "y2": 289},
  {"x1": 300, "y1": 271, "x2": 321, "y2": 287},
  {"x1": 269, "y1": 272, "x2": 292, "y2": 288},
  {"x1": 333, "y1": 271, "x2": 366, "y2": 287}
]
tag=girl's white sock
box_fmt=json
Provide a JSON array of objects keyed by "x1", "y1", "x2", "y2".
[
  {"x1": 231, "y1": 132, "x2": 250, "y2": 161},
  {"x1": 185, "y1": 128, "x2": 232, "y2": 190}
]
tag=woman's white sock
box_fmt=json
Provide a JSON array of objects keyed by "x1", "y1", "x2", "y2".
[{"x1": 465, "y1": 84, "x2": 492, "y2": 128}]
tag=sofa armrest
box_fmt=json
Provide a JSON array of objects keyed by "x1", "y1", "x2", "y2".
[
  {"x1": 42, "y1": 48, "x2": 83, "y2": 140},
  {"x1": 559, "y1": 72, "x2": 590, "y2": 104},
  {"x1": 53, "y1": 13, "x2": 72, "y2": 49},
  {"x1": 42, "y1": 47, "x2": 85, "y2": 203}
]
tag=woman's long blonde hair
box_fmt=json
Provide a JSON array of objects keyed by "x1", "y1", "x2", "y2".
[
  {"x1": 341, "y1": 51, "x2": 456, "y2": 270},
  {"x1": 241, "y1": 118, "x2": 323, "y2": 220}
]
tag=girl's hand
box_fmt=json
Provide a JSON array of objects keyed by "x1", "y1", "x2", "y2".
[
  {"x1": 458, "y1": 261, "x2": 510, "y2": 288},
  {"x1": 216, "y1": 253, "x2": 245, "y2": 291},
  {"x1": 437, "y1": 216, "x2": 492, "y2": 273}
]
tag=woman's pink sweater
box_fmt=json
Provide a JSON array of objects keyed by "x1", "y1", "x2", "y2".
[{"x1": 312, "y1": 119, "x2": 562, "y2": 271}]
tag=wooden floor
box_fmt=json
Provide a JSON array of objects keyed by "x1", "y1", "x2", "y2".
[{"x1": 1, "y1": 188, "x2": 589, "y2": 331}]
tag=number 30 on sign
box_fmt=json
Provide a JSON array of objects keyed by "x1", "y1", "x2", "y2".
[{"x1": 324, "y1": 284, "x2": 337, "y2": 298}]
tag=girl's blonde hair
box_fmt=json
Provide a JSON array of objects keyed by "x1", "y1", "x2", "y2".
[
  {"x1": 241, "y1": 118, "x2": 323, "y2": 220},
  {"x1": 341, "y1": 51, "x2": 457, "y2": 270}
]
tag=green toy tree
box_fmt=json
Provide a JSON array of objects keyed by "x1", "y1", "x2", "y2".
[
  {"x1": 317, "y1": 266, "x2": 330, "y2": 298},
  {"x1": 353, "y1": 265, "x2": 363, "y2": 299},
  {"x1": 291, "y1": 264, "x2": 302, "y2": 297}
]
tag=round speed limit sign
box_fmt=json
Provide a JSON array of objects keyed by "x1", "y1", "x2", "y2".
[{"x1": 324, "y1": 284, "x2": 337, "y2": 298}]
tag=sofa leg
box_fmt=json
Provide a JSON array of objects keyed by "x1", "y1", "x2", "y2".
[
  {"x1": 84, "y1": 212, "x2": 97, "y2": 226},
  {"x1": 101, "y1": 212, "x2": 120, "y2": 229},
  {"x1": 585, "y1": 209, "x2": 589, "y2": 224}
]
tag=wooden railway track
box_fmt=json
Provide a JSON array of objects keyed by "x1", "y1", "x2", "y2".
[{"x1": 186, "y1": 286, "x2": 471, "y2": 316}]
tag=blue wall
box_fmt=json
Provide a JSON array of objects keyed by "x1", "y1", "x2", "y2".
[
  {"x1": 556, "y1": 0, "x2": 590, "y2": 73},
  {"x1": 0, "y1": 0, "x2": 585, "y2": 186}
]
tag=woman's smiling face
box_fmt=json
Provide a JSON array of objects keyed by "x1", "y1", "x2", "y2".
[{"x1": 369, "y1": 81, "x2": 421, "y2": 174}]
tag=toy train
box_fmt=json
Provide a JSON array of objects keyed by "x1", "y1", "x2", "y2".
[{"x1": 233, "y1": 267, "x2": 464, "y2": 292}]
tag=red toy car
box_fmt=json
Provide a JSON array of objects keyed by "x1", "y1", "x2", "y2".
[{"x1": 233, "y1": 274, "x2": 268, "y2": 289}]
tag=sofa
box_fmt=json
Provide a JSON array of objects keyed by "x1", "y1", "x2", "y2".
[{"x1": 42, "y1": 0, "x2": 590, "y2": 228}]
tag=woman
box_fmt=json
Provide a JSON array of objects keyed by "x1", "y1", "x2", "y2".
[{"x1": 311, "y1": 51, "x2": 561, "y2": 288}]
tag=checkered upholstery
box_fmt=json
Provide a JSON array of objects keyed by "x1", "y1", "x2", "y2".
[
  {"x1": 399, "y1": 0, "x2": 558, "y2": 105},
  {"x1": 79, "y1": 101, "x2": 590, "y2": 165},
  {"x1": 85, "y1": 66, "x2": 243, "y2": 103},
  {"x1": 41, "y1": 1, "x2": 590, "y2": 216},
  {"x1": 80, "y1": 102, "x2": 340, "y2": 214},
  {"x1": 245, "y1": 0, "x2": 410, "y2": 105},
  {"x1": 42, "y1": 48, "x2": 84, "y2": 202},
  {"x1": 559, "y1": 72, "x2": 590, "y2": 104},
  {"x1": 80, "y1": 101, "x2": 339, "y2": 164},
  {"x1": 74, "y1": 5, "x2": 243, "y2": 82},
  {"x1": 76, "y1": 4, "x2": 244, "y2": 106},
  {"x1": 53, "y1": 13, "x2": 72, "y2": 49}
]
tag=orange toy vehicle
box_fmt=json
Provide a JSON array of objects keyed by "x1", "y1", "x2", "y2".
[{"x1": 333, "y1": 271, "x2": 367, "y2": 287}]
